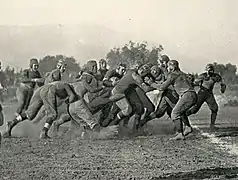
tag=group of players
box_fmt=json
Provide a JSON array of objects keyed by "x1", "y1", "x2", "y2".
[{"x1": 0, "y1": 54, "x2": 227, "y2": 144}]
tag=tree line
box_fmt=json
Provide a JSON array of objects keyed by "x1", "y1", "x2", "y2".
[{"x1": 1, "y1": 41, "x2": 238, "y2": 87}]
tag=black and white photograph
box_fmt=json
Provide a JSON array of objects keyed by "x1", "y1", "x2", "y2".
[{"x1": 0, "y1": 0, "x2": 238, "y2": 179}]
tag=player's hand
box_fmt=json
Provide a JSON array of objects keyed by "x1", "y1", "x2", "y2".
[
  {"x1": 112, "y1": 80, "x2": 118, "y2": 86},
  {"x1": 220, "y1": 84, "x2": 226, "y2": 93}
]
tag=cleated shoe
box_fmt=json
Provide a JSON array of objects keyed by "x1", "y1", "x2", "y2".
[
  {"x1": 210, "y1": 124, "x2": 218, "y2": 131},
  {"x1": 40, "y1": 131, "x2": 51, "y2": 139},
  {"x1": 184, "y1": 126, "x2": 193, "y2": 136},
  {"x1": 3, "y1": 121, "x2": 15, "y2": 137},
  {"x1": 170, "y1": 133, "x2": 185, "y2": 140}
]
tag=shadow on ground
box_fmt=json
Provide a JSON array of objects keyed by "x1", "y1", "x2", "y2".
[{"x1": 153, "y1": 167, "x2": 238, "y2": 180}]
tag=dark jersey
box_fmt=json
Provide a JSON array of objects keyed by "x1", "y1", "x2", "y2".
[
  {"x1": 96, "y1": 69, "x2": 108, "y2": 81},
  {"x1": 103, "y1": 69, "x2": 123, "y2": 87},
  {"x1": 71, "y1": 72, "x2": 102, "y2": 98},
  {"x1": 47, "y1": 81, "x2": 77, "y2": 103},
  {"x1": 114, "y1": 70, "x2": 143, "y2": 93},
  {"x1": 196, "y1": 72, "x2": 222, "y2": 91},
  {"x1": 44, "y1": 69, "x2": 61, "y2": 84},
  {"x1": 21, "y1": 69, "x2": 43, "y2": 89},
  {"x1": 154, "y1": 70, "x2": 194, "y2": 96}
]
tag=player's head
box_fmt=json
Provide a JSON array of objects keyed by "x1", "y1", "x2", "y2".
[
  {"x1": 160, "y1": 55, "x2": 170, "y2": 68},
  {"x1": 116, "y1": 63, "x2": 127, "y2": 76},
  {"x1": 57, "y1": 59, "x2": 67, "y2": 73},
  {"x1": 138, "y1": 64, "x2": 150, "y2": 77},
  {"x1": 168, "y1": 60, "x2": 180, "y2": 72},
  {"x1": 205, "y1": 64, "x2": 215, "y2": 74},
  {"x1": 29, "y1": 58, "x2": 39, "y2": 72},
  {"x1": 151, "y1": 65, "x2": 162, "y2": 78},
  {"x1": 186, "y1": 73, "x2": 195, "y2": 83},
  {"x1": 86, "y1": 60, "x2": 98, "y2": 74},
  {"x1": 99, "y1": 59, "x2": 107, "y2": 70}
]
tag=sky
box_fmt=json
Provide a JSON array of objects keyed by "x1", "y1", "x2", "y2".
[{"x1": 0, "y1": 0, "x2": 237, "y2": 73}]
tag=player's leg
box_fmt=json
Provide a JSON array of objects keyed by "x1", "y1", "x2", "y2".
[
  {"x1": 206, "y1": 93, "x2": 219, "y2": 129},
  {"x1": 40, "y1": 88, "x2": 58, "y2": 139},
  {"x1": 125, "y1": 88, "x2": 144, "y2": 131},
  {"x1": 186, "y1": 89, "x2": 207, "y2": 116},
  {"x1": 136, "y1": 87, "x2": 155, "y2": 124},
  {"x1": 139, "y1": 96, "x2": 168, "y2": 128},
  {"x1": 15, "y1": 85, "x2": 28, "y2": 116},
  {"x1": 0, "y1": 104, "x2": 4, "y2": 148},
  {"x1": 171, "y1": 91, "x2": 197, "y2": 140},
  {"x1": 52, "y1": 113, "x2": 71, "y2": 133},
  {"x1": 4, "y1": 88, "x2": 43, "y2": 137}
]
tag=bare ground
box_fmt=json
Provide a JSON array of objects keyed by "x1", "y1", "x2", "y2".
[{"x1": 0, "y1": 103, "x2": 238, "y2": 180}]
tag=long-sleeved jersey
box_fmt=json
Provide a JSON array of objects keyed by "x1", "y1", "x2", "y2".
[
  {"x1": 113, "y1": 70, "x2": 144, "y2": 93},
  {"x1": 71, "y1": 72, "x2": 103, "y2": 98},
  {"x1": 195, "y1": 72, "x2": 224, "y2": 91},
  {"x1": 152, "y1": 70, "x2": 195, "y2": 96},
  {"x1": 103, "y1": 69, "x2": 123, "y2": 87},
  {"x1": 44, "y1": 69, "x2": 62, "y2": 84},
  {"x1": 21, "y1": 69, "x2": 44, "y2": 89}
]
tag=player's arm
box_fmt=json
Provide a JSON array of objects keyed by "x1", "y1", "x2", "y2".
[
  {"x1": 217, "y1": 74, "x2": 226, "y2": 93},
  {"x1": 132, "y1": 72, "x2": 155, "y2": 92},
  {"x1": 63, "y1": 83, "x2": 78, "y2": 104},
  {"x1": 82, "y1": 74, "x2": 103, "y2": 93},
  {"x1": 21, "y1": 69, "x2": 35, "y2": 83},
  {"x1": 35, "y1": 71, "x2": 45, "y2": 86},
  {"x1": 193, "y1": 73, "x2": 204, "y2": 86},
  {"x1": 150, "y1": 74, "x2": 174, "y2": 91},
  {"x1": 51, "y1": 70, "x2": 61, "y2": 82},
  {"x1": 102, "y1": 70, "x2": 115, "y2": 87}
]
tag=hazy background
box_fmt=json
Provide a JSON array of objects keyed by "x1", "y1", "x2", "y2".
[{"x1": 0, "y1": 0, "x2": 237, "y2": 73}]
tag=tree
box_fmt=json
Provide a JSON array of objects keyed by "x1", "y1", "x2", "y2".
[
  {"x1": 106, "y1": 41, "x2": 164, "y2": 69},
  {"x1": 213, "y1": 62, "x2": 237, "y2": 84}
]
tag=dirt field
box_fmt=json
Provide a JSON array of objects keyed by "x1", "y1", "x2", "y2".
[{"x1": 0, "y1": 103, "x2": 238, "y2": 180}]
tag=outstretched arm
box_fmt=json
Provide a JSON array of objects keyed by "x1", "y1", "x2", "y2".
[
  {"x1": 219, "y1": 76, "x2": 226, "y2": 93},
  {"x1": 151, "y1": 74, "x2": 175, "y2": 91},
  {"x1": 132, "y1": 72, "x2": 155, "y2": 92},
  {"x1": 21, "y1": 70, "x2": 34, "y2": 83}
]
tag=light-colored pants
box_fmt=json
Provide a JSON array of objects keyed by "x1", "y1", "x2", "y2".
[
  {"x1": 69, "y1": 99, "x2": 97, "y2": 129},
  {"x1": 171, "y1": 91, "x2": 197, "y2": 133}
]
